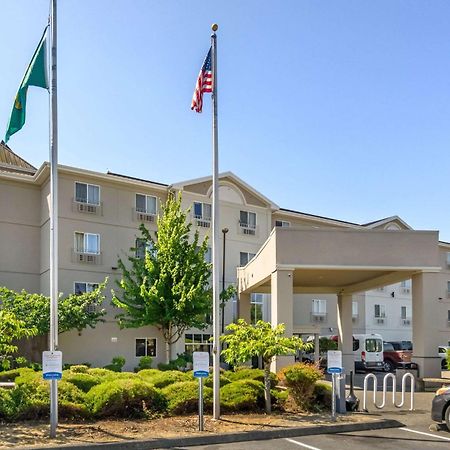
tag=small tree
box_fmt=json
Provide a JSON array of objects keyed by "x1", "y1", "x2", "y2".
[
  {"x1": 0, "y1": 310, "x2": 36, "y2": 369},
  {"x1": 221, "y1": 319, "x2": 312, "y2": 413},
  {"x1": 0, "y1": 280, "x2": 107, "y2": 335},
  {"x1": 113, "y1": 194, "x2": 220, "y2": 362}
]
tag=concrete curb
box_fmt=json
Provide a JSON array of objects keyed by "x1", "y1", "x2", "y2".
[{"x1": 23, "y1": 418, "x2": 404, "y2": 450}]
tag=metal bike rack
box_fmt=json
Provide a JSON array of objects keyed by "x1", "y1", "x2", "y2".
[{"x1": 363, "y1": 372, "x2": 414, "y2": 411}]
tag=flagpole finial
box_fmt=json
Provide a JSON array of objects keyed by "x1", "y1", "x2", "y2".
[{"x1": 211, "y1": 23, "x2": 218, "y2": 32}]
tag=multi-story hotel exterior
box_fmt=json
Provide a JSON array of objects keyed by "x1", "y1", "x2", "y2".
[{"x1": 1, "y1": 141, "x2": 449, "y2": 374}]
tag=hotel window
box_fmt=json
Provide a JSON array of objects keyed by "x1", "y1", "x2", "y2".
[
  {"x1": 275, "y1": 220, "x2": 290, "y2": 227},
  {"x1": 135, "y1": 239, "x2": 155, "y2": 260},
  {"x1": 239, "y1": 210, "x2": 257, "y2": 234},
  {"x1": 240, "y1": 251, "x2": 256, "y2": 267},
  {"x1": 251, "y1": 294, "x2": 264, "y2": 324},
  {"x1": 312, "y1": 299, "x2": 327, "y2": 316},
  {"x1": 447, "y1": 252, "x2": 450, "y2": 267},
  {"x1": 185, "y1": 333, "x2": 212, "y2": 355},
  {"x1": 374, "y1": 304, "x2": 386, "y2": 318},
  {"x1": 352, "y1": 301, "x2": 358, "y2": 318},
  {"x1": 75, "y1": 182, "x2": 100, "y2": 205},
  {"x1": 74, "y1": 282, "x2": 98, "y2": 295},
  {"x1": 135, "y1": 338, "x2": 157, "y2": 357},
  {"x1": 136, "y1": 194, "x2": 157, "y2": 215},
  {"x1": 74, "y1": 232, "x2": 100, "y2": 254},
  {"x1": 193, "y1": 202, "x2": 212, "y2": 223}
]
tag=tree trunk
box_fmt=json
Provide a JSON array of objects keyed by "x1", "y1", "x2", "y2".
[
  {"x1": 165, "y1": 340, "x2": 172, "y2": 364},
  {"x1": 263, "y1": 360, "x2": 272, "y2": 414}
]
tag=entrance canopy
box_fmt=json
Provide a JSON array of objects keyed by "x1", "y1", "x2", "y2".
[{"x1": 238, "y1": 227, "x2": 440, "y2": 295}]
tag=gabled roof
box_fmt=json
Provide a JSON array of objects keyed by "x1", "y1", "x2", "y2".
[
  {"x1": 0, "y1": 141, "x2": 36, "y2": 175},
  {"x1": 171, "y1": 171, "x2": 279, "y2": 209},
  {"x1": 362, "y1": 215, "x2": 412, "y2": 230}
]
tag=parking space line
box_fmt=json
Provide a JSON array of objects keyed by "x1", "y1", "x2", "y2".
[
  {"x1": 285, "y1": 438, "x2": 323, "y2": 450},
  {"x1": 401, "y1": 427, "x2": 450, "y2": 441}
]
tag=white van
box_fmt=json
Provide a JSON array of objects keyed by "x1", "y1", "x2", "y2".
[{"x1": 353, "y1": 334, "x2": 384, "y2": 371}]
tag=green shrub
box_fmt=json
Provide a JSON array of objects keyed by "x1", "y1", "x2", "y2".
[
  {"x1": 220, "y1": 380, "x2": 265, "y2": 412},
  {"x1": 278, "y1": 363, "x2": 323, "y2": 410},
  {"x1": 0, "y1": 367, "x2": 33, "y2": 382},
  {"x1": 135, "y1": 356, "x2": 153, "y2": 372},
  {"x1": 271, "y1": 388, "x2": 289, "y2": 409},
  {"x1": 313, "y1": 381, "x2": 332, "y2": 410},
  {"x1": 59, "y1": 400, "x2": 91, "y2": 420},
  {"x1": 162, "y1": 381, "x2": 212, "y2": 415},
  {"x1": 63, "y1": 372, "x2": 102, "y2": 393},
  {"x1": 69, "y1": 365, "x2": 90, "y2": 374},
  {"x1": 86, "y1": 378, "x2": 167, "y2": 418},
  {"x1": 203, "y1": 373, "x2": 231, "y2": 388},
  {"x1": 87, "y1": 368, "x2": 114, "y2": 378},
  {"x1": 138, "y1": 370, "x2": 192, "y2": 388},
  {"x1": 0, "y1": 389, "x2": 15, "y2": 420},
  {"x1": 103, "y1": 356, "x2": 126, "y2": 373},
  {"x1": 14, "y1": 356, "x2": 29, "y2": 368},
  {"x1": 225, "y1": 368, "x2": 278, "y2": 388},
  {"x1": 446, "y1": 349, "x2": 450, "y2": 370}
]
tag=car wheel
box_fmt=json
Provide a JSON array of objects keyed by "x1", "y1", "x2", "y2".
[
  {"x1": 442, "y1": 359, "x2": 448, "y2": 370},
  {"x1": 445, "y1": 403, "x2": 450, "y2": 431},
  {"x1": 383, "y1": 360, "x2": 394, "y2": 372}
]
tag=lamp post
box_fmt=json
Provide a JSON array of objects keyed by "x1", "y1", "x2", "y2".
[{"x1": 221, "y1": 228, "x2": 228, "y2": 334}]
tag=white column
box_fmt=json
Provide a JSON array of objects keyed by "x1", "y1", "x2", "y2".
[
  {"x1": 270, "y1": 269, "x2": 294, "y2": 372},
  {"x1": 412, "y1": 272, "x2": 441, "y2": 378},
  {"x1": 337, "y1": 293, "x2": 354, "y2": 377}
]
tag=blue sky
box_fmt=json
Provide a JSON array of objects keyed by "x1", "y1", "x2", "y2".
[{"x1": 2, "y1": 1, "x2": 450, "y2": 240}]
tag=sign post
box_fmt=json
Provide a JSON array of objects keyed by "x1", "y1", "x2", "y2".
[
  {"x1": 193, "y1": 352, "x2": 209, "y2": 431},
  {"x1": 327, "y1": 350, "x2": 342, "y2": 420},
  {"x1": 43, "y1": 351, "x2": 62, "y2": 380}
]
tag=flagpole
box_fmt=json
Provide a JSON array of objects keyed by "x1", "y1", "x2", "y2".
[
  {"x1": 49, "y1": 0, "x2": 59, "y2": 438},
  {"x1": 211, "y1": 23, "x2": 221, "y2": 420}
]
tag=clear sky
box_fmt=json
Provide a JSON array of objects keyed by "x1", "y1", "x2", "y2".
[{"x1": 2, "y1": 1, "x2": 450, "y2": 241}]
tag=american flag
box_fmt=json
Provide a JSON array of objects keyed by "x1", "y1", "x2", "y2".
[{"x1": 191, "y1": 48, "x2": 212, "y2": 113}]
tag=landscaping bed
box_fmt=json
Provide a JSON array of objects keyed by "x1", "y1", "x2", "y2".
[
  {"x1": 0, "y1": 363, "x2": 364, "y2": 448},
  {"x1": 0, "y1": 412, "x2": 378, "y2": 448}
]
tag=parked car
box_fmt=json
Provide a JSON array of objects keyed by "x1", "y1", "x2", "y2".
[
  {"x1": 439, "y1": 346, "x2": 450, "y2": 369},
  {"x1": 431, "y1": 386, "x2": 450, "y2": 431},
  {"x1": 383, "y1": 341, "x2": 412, "y2": 372}
]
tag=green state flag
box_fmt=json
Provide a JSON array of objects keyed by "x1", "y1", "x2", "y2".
[{"x1": 5, "y1": 27, "x2": 49, "y2": 143}]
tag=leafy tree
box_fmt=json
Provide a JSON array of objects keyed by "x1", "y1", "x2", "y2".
[
  {"x1": 113, "y1": 194, "x2": 225, "y2": 362},
  {"x1": 221, "y1": 319, "x2": 312, "y2": 413},
  {"x1": 0, "y1": 310, "x2": 36, "y2": 369},
  {"x1": 0, "y1": 279, "x2": 107, "y2": 335}
]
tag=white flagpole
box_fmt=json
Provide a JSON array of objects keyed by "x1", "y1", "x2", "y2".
[
  {"x1": 49, "y1": 0, "x2": 59, "y2": 438},
  {"x1": 211, "y1": 23, "x2": 221, "y2": 420}
]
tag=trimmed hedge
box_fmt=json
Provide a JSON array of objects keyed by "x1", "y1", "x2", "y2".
[
  {"x1": 226, "y1": 368, "x2": 278, "y2": 388},
  {"x1": 63, "y1": 372, "x2": 103, "y2": 392},
  {"x1": 203, "y1": 373, "x2": 231, "y2": 388},
  {"x1": 138, "y1": 369, "x2": 192, "y2": 389},
  {"x1": 220, "y1": 380, "x2": 265, "y2": 412},
  {"x1": 313, "y1": 381, "x2": 332, "y2": 409},
  {"x1": 86, "y1": 378, "x2": 166, "y2": 418},
  {"x1": 162, "y1": 381, "x2": 212, "y2": 415}
]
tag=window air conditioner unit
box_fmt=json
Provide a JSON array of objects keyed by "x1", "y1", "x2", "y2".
[
  {"x1": 137, "y1": 212, "x2": 155, "y2": 223},
  {"x1": 376, "y1": 318, "x2": 385, "y2": 325},
  {"x1": 402, "y1": 319, "x2": 411, "y2": 326},
  {"x1": 78, "y1": 253, "x2": 98, "y2": 264},
  {"x1": 196, "y1": 218, "x2": 211, "y2": 228},
  {"x1": 77, "y1": 203, "x2": 97, "y2": 214}
]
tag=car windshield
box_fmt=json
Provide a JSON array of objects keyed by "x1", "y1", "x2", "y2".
[
  {"x1": 366, "y1": 338, "x2": 383, "y2": 352},
  {"x1": 383, "y1": 342, "x2": 394, "y2": 351}
]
